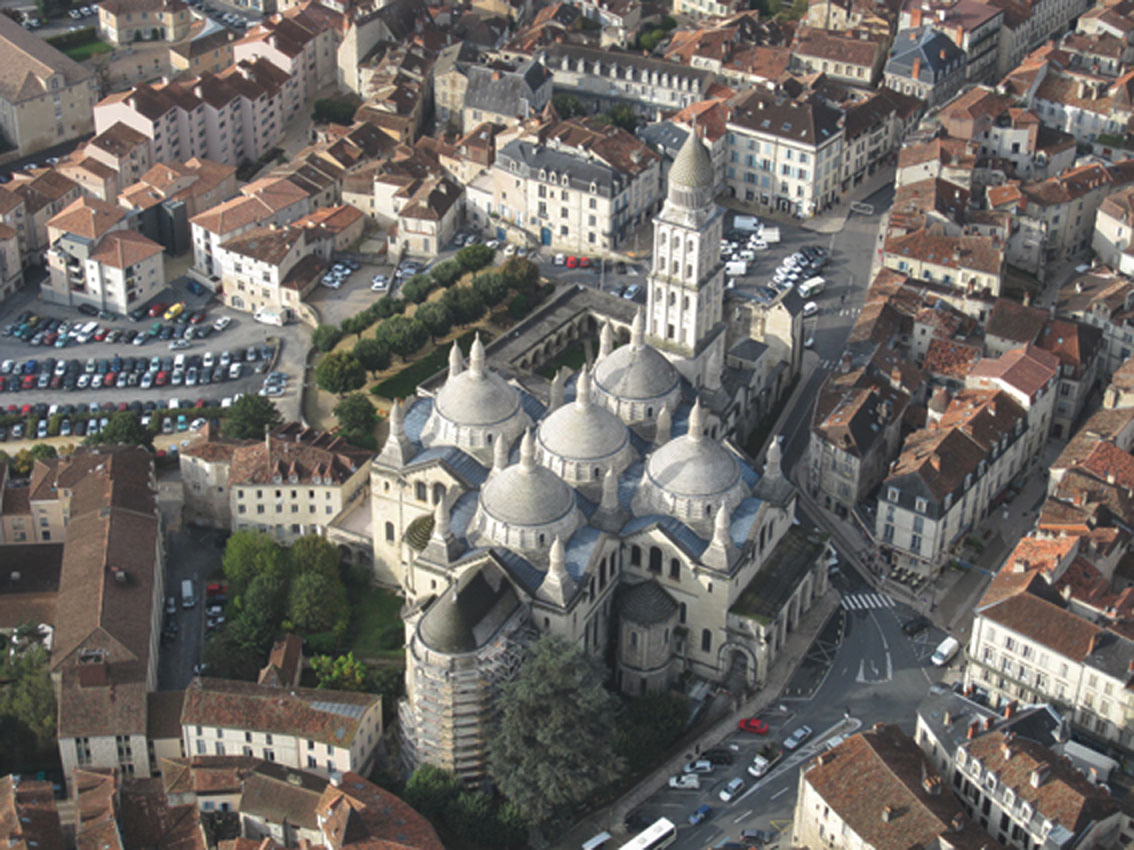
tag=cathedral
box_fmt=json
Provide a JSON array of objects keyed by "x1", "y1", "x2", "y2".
[{"x1": 369, "y1": 130, "x2": 828, "y2": 786}]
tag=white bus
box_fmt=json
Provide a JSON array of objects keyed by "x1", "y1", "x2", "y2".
[
  {"x1": 622, "y1": 818, "x2": 677, "y2": 849},
  {"x1": 799, "y1": 277, "x2": 826, "y2": 299}
]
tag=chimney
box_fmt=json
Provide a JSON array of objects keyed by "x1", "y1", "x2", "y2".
[
  {"x1": 911, "y1": 7, "x2": 922, "y2": 25},
  {"x1": 923, "y1": 775, "x2": 942, "y2": 795},
  {"x1": 1030, "y1": 762, "x2": 1050, "y2": 788},
  {"x1": 944, "y1": 710, "x2": 953, "y2": 726},
  {"x1": 983, "y1": 716, "x2": 995, "y2": 731},
  {"x1": 968, "y1": 721, "x2": 980, "y2": 739},
  {"x1": 912, "y1": 57, "x2": 922, "y2": 79},
  {"x1": 951, "y1": 813, "x2": 965, "y2": 833},
  {"x1": 964, "y1": 683, "x2": 975, "y2": 698},
  {"x1": 881, "y1": 805, "x2": 895, "y2": 823}
]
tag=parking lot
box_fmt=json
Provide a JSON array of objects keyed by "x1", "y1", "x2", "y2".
[{"x1": 0, "y1": 276, "x2": 310, "y2": 443}]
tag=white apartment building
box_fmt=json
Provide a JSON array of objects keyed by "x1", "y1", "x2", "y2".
[
  {"x1": 1056, "y1": 267, "x2": 1134, "y2": 376},
  {"x1": 724, "y1": 91, "x2": 844, "y2": 219},
  {"x1": 93, "y1": 58, "x2": 297, "y2": 168},
  {"x1": 877, "y1": 389, "x2": 1027, "y2": 575},
  {"x1": 232, "y1": 8, "x2": 337, "y2": 112},
  {"x1": 180, "y1": 677, "x2": 383, "y2": 776},
  {"x1": 214, "y1": 224, "x2": 322, "y2": 315},
  {"x1": 965, "y1": 345, "x2": 1059, "y2": 462}
]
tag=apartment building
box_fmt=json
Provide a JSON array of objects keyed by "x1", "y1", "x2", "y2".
[
  {"x1": 190, "y1": 176, "x2": 310, "y2": 278},
  {"x1": 214, "y1": 224, "x2": 325, "y2": 315},
  {"x1": 884, "y1": 27, "x2": 966, "y2": 108},
  {"x1": 181, "y1": 423, "x2": 372, "y2": 543},
  {"x1": 725, "y1": 89, "x2": 844, "y2": 218},
  {"x1": 432, "y1": 43, "x2": 479, "y2": 130},
  {"x1": 990, "y1": 0, "x2": 1092, "y2": 77},
  {"x1": 1091, "y1": 185, "x2": 1134, "y2": 275},
  {"x1": 170, "y1": 27, "x2": 237, "y2": 76},
  {"x1": 0, "y1": 16, "x2": 99, "y2": 158},
  {"x1": 93, "y1": 57, "x2": 297, "y2": 168},
  {"x1": 899, "y1": 0, "x2": 1002, "y2": 83},
  {"x1": 390, "y1": 174, "x2": 463, "y2": 259},
  {"x1": 883, "y1": 229, "x2": 1005, "y2": 296},
  {"x1": 1033, "y1": 318, "x2": 1102, "y2": 440},
  {"x1": 1007, "y1": 59, "x2": 1132, "y2": 145},
  {"x1": 11, "y1": 170, "x2": 81, "y2": 262},
  {"x1": 840, "y1": 88, "x2": 924, "y2": 193},
  {"x1": 43, "y1": 197, "x2": 165, "y2": 315},
  {"x1": 233, "y1": 7, "x2": 338, "y2": 109},
  {"x1": 491, "y1": 118, "x2": 662, "y2": 253},
  {"x1": 49, "y1": 450, "x2": 163, "y2": 795},
  {"x1": 792, "y1": 28, "x2": 888, "y2": 87},
  {"x1": 1056, "y1": 266, "x2": 1134, "y2": 376},
  {"x1": 64, "y1": 122, "x2": 155, "y2": 202},
  {"x1": 462, "y1": 59, "x2": 552, "y2": 133},
  {"x1": 877, "y1": 389, "x2": 1027, "y2": 575},
  {"x1": 97, "y1": 0, "x2": 192, "y2": 45},
  {"x1": 180, "y1": 678, "x2": 383, "y2": 776},
  {"x1": 543, "y1": 44, "x2": 715, "y2": 115},
  {"x1": 966, "y1": 345, "x2": 1059, "y2": 461},
  {"x1": 792, "y1": 724, "x2": 990, "y2": 850},
  {"x1": 119, "y1": 157, "x2": 237, "y2": 255}
]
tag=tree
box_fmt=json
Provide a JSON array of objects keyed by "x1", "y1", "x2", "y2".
[
  {"x1": 552, "y1": 93, "x2": 586, "y2": 118},
  {"x1": 445, "y1": 792, "x2": 497, "y2": 845},
  {"x1": 401, "y1": 274, "x2": 437, "y2": 304},
  {"x1": 310, "y1": 652, "x2": 372, "y2": 691},
  {"x1": 490, "y1": 636, "x2": 624, "y2": 826},
  {"x1": 288, "y1": 534, "x2": 342, "y2": 582},
  {"x1": 315, "y1": 351, "x2": 366, "y2": 396},
  {"x1": 414, "y1": 300, "x2": 453, "y2": 341},
  {"x1": 500, "y1": 257, "x2": 540, "y2": 294},
  {"x1": 0, "y1": 646, "x2": 56, "y2": 771},
  {"x1": 472, "y1": 272, "x2": 509, "y2": 307},
  {"x1": 222, "y1": 529, "x2": 290, "y2": 598},
  {"x1": 312, "y1": 97, "x2": 358, "y2": 125},
  {"x1": 353, "y1": 337, "x2": 391, "y2": 376},
  {"x1": 613, "y1": 691, "x2": 689, "y2": 773},
  {"x1": 430, "y1": 259, "x2": 463, "y2": 287},
  {"x1": 201, "y1": 628, "x2": 262, "y2": 681},
  {"x1": 334, "y1": 393, "x2": 378, "y2": 438},
  {"x1": 441, "y1": 286, "x2": 485, "y2": 326},
  {"x1": 374, "y1": 315, "x2": 428, "y2": 361},
  {"x1": 288, "y1": 569, "x2": 349, "y2": 639},
  {"x1": 85, "y1": 411, "x2": 153, "y2": 450},
  {"x1": 456, "y1": 243, "x2": 495, "y2": 272},
  {"x1": 312, "y1": 324, "x2": 343, "y2": 352},
  {"x1": 507, "y1": 292, "x2": 531, "y2": 320},
  {"x1": 598, "y1": 103, "x2": 638, "y2": 133},
  {"x1": 223, "y1": 394, "x2": 282, "y2": 439},
  {"x1": 403, "y1": 765, "x2": 464, "y2": 823}
]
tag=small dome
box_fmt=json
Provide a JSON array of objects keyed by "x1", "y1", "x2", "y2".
[
  {"x1": 646, "y1": 431, "x2": 741, "y2": 498},
  {"x1": 620, "y1": 580, "x2": 678, "y2": 626},
  {"x1": 434, "y1": 345, "x2": 521, "y2": 426},
  {"x1": 669, "y1": 127, "x2": 714, "y2": 189},
  {"x1": 538, "y1": 369, "x2": 630, "y2": 461},
  {"x1": 418, "y1": 566, "x2": 519, "y2": 654},
  {"x1": 593, "y1": 310, "x2": 679, "y2": 403},
  {"x1": 479, "y1": 430, "x2": 576, "y2": 527}
]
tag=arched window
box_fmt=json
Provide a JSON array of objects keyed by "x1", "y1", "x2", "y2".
[
  {"x1": 701, "y1": 629, "x2": 712, "y2": 653},
  {"x1": 649, "y1": 546, "x2": 662, "y2": 573},
  {"x1": 415, "y1": 481, "x2": 427, "y2": 502},
  {"x1": 664, "y1": 628, "x2": 670, "y2": 644},
  {"x1": 630, "y1": 631, "x2": 638, "y2": 648},
  {"x1": 660, "y1": 232, "x2": 667, "y2": 246},
  {"x1": 630, "y1": 545, "x2": 641, "y2": 566},
  {"x1": 647, "y1": 406, "x2": 654, "y2": 418},
  {"x1": 383, "y1": 481, "x2": 390, "y2": 492},
  {"x1": 433, "y1": 482, "x2": 445, "y2": 504},
  {"x1": 669, "y1": 292, "x2": 676, "y2": 305},
  {"x1": 679, "y1": 603, "x2": 687, "y2": 624},
  {"x1": 688, "y1": 238, "x2": 695, "y2": 253},
  {"x1": 687, "y1": 264, "x2": 693, "y2": 279},
  {"x1": 538, "y1": 533, "x2": 545, "y2": 546},
  {"x1": 594, "y1": 467, "x2": 601, "y2": 480},
  {"x1": 384, "y1": 522, "x2": 394, "y2": 542},
  {"x1": 670, "y1": 558, "x2": 680, "y2": 580},
  {"x1": 672, "y1": 260, "x2": 679, "y2": 274}
]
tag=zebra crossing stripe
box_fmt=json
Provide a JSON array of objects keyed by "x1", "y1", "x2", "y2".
[{"x1": 841, "y1": 593, "x2": 895, "y2": 611}]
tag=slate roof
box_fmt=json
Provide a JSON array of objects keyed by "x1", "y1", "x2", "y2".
[
  {"x1": 728, "y1": 89, "x2": 843, "y2": 147},
  {"x1": 464, "y1": 59, "x2": 550, "y2": 116},
  {"x1": 886, "y1": 26, "x2": 965, "y2": 81}
]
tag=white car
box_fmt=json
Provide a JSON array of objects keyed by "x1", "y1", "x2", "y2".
[
  {"x1": 719, "y1": 777, "x2": 745, "y2": 803},
  {"x1": 213, "y1": 316, "x2": 232, "y2": 332},
  {"x1": 747, "y1": 755, "x2": 770, "y2": 778},
  {"x1": 553, "y1": 253, "x2": 566, "y2": 265},
  {"x1": 370, "y1": 273, "x2": 388, "y2": 291},
  {"x1": 802, "y1": 301, "x2": 819, "y2": 317},
  {"x1": 783, "y1": 725, "x2": 813, "y2": 751},
  {"x1": 321, "y1": 275, "x2": 342, "y2": 288},
  {"x1": 228, "y1": 363, "x2": 243, "y2": 380},
  {"x1": 503, "y1": 244, "x2": 517, "y2": 257},
  {"x1": 668, "y1": 773, "x2": 700, "y2": 790},
  {"x1": 203, "y1": 352, "x2": 215, "y2": 368}
]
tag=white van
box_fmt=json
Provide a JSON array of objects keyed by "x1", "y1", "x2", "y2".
[
  {"x1": 931, "y1": 636, "x2": 960, "y2": 666},
  {"x1": 726, "y1": 259, "x2": 749, "y2": 277},
  {"x1": 738, "y1": 249, "x2": 757, "y2": 262},
  {"x1": 734, "y1": 215, "x2": 761, "y2": 232},
  {"x1": 799, "y1": 277, "x2": 826, "y2": 299}
]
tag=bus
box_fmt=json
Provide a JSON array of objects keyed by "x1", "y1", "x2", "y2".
[
  {"x1": 622, "y1": 817, "x2": 677, "y2": 849},
  {"x1": 799, "y1": 277, "x2": 826, "y2": 299}
]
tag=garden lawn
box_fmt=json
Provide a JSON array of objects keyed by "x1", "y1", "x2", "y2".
[
  {"x1": 345, "y1": 582, "x2": 405, "y2": 659},
  {"x1": 65, "y1": 38, "x2": 113, "y2": 61},
  {"x1": 371, "y1": 329, "x2": 488, "y2": 401}
]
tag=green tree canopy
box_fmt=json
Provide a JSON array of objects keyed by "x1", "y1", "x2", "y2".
[
  {"x1": 310, "y1": 652, "x2": 371, "y2": 691},
  {"x1": 598, "y1": 103, "x2": 638, "y2": 132},
  {"x1": 441, "y1": 287, "x2": 485, "y2": 326},
  {"x1": 333, "y1": 393, "x2": 378, "y2": 438},
  {"x1": 315, "y1": 351, "x2": 366, "y2": 396},
  {"x1": 287, "y1": 534, "x2": 342, "y2": 581},
  {"x1": 353, "y1": 337, "x2": 391, "y2": 376},
  {"x1": 287, "y1": 568, "x2": 349, "y2": 638},
  {"x1": 201, "y1": 628, "x2": 262, "y2": 681},
  {"x1": 414, "y1": 300, "x2": 453, "y2": 341},
  {"x1": 85, "y1": 410, "x2": 153, "y2": 450},
  {"x1": 455, "y1": 244, "x2": 494, "y2": 272},
  {"x1": 0, "y1": 646, "x2": 56, "y2": 772},
  {"x1": 430, "y1": 259, "x2": 463, "y2": 287},
  {"x1": 472, "y1": 272, "x2": 509, "y2": 307},
  {"x1": 222, "y1": 529, "x2": 290, "y2": 598},
  {"x1": 551, "y1": 93, "x2": 586, "y2": 118},
  {"x1": 312, "y1": 324, "x2": 343, "y2": 352},
  {"x1": 223, "y1": 395, "x2": 282, "y2": 440},
  {"x1": 312, "y1": 97, "x2": 358, "y2": 124},
  {"x1": 375, "y1": 315, "x2": 428, "y2": 360},
  {"x1": 489, "y1": 635, "x2": 624, "y2": 826},
  {"x1": 500, "y1": 257, "x2": 540, "y2": 294},
  {"x1": 403, "y1": 765, "x2": 464, "y2": 823}
]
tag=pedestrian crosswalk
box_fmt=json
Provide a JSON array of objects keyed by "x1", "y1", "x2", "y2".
[
  {"x1": 819, "y1": 359, "x2": 841, "y2": 370},
  {"x1": 838, "y1": 307, "x2": 862, "y2": 318},
  {"x1": 841, "y1": 592, "x2": 895, "y2": 611}
]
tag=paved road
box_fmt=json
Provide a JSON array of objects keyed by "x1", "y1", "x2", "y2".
[{"x1": 625, "y1": 550, "x2": 950, "y2": 848}]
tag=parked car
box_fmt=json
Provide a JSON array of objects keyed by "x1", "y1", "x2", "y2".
[
  {"x1": 738, "y1": 717, "x2": 769, "y2": 735},
  {"x1": 747, "y1": 755, "x2": 771, "y2": 778},
  {"x1": 688, "y1": 804, "x2": 712, "y2": 826},
  {"x1": 783, "y1": 725, "x2": 813, "y2": 750},
  {"x1": 902, "y1": 615, "x2": 930, "y2": 637},
  {"x1": 668, "y1": 773, "x2": 700, "y2": 790},
  {"x1": 683, "y1": 759, "x2": 713, "y2": 774},
  {"x1": 719, "y1": 777, "x2": 745, "y2": 803}
]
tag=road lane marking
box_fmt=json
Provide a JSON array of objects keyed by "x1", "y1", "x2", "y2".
[{"x1": 771, "y1": 787, "x2": 789, "y2": 800}]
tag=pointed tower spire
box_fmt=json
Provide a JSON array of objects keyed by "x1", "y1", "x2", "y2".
[
  {"x1": 702, "y1": 501, "x2": 737, "y2": 570},
  {"x1": 519, "y1": 427, "x2": 536, "y2": 471},
  {"x1": 492, "y1": 433, "x2": 509, "y2": 474},
  {"x1": 548, "y1": 368, "x2": 565, "y2": 413},
  {"x1": 574, "y1": 367, "x2": 592, "y2": 410},
  {"x1": 378, "y1": 399, "x2": 413, "y2": 466},
  {"x1": 630, "y1": 307, "x2": 645, "y2": 348},
  {"x1": 599, "y1": 321, "x2": 613, "y2": 359},
  {"x1": 687, "y1": 399, "x2": 704, "y2": 442},
  {"x1": 422, "y1": 489, "x2": 463, "y2": 564},
  {"x1": 655, "y1": 404, "x2": 671, "y2": 446},
  {"x1": 468, "y1": 333, "x2": 486, "y2": 378},
  {"x1": 765, "y1": 435, "x2": 783, "y2": 482},
  {"x1": 448, "y1": 342, "x2": 464, "y2": 378},
  {"x1": 539, "y1": 535, "x2": 577, "y2": 606},
  {"x1": 601, "y1": 467, "x2": 619, "y2": 511}
]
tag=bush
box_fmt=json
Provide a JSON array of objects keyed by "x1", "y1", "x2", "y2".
[
  {"x1": 46, "y1": 26, "x2": 97, "y2": 50},
  {"x1": 430, "y1": 259, "x2": 463, "y2": 287},
  {"x1": 401, "y1": 274, "x2": 438, "y2": 304},
  {"x1": 456, "y1": 244, "x2": 495, "y2": 273},
  {"x1": 442, "y1": 287, "x2": 485, "y2": 326},
  {"x1": 507, "y1": 293, "x2": 531, "y2": 320},
  {"x1": 312, "y1": 97, "x2": 359, "y2": 125}
]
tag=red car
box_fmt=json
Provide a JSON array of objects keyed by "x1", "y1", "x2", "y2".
[
  {"x1": 93, "y1": 327, "x2": 109, "y2": 341},
  {"x1": 155, "y1": 370, "x2": 169, "y2": 386},
  {"x1": 566, "y1": 256, "x2": 579, "y2": 269},
  {"x1": 20, "y1": 374, "x2": 35, "y2": 389},
  {"x1": 738, "y1": 717, "x2": 769, "y2": 735},
  {"x1": 19, "y1": 403, "x2": 32, "y2": 416},
  {"x1": 104, "y1": 372, "x2": 117, "y2": 388},
  {"x1": 579, "y1": 256, "x2": 592, "y2": 269},
  {"x1": 148, "y1": 302, "x2": 169, "y2": 318}
]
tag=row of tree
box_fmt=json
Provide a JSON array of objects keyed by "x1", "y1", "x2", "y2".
[{"x1": 0, "y1": 645, "x2": 56, "y2": 775}]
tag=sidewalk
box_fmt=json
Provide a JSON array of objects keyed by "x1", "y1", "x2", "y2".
[{"x1": 553, "y1": 592, "x2": 842, "y2": 850}]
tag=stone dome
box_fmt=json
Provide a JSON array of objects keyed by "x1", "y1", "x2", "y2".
[
  {"x1": 669, "y1": 125, "x2": 715, "y2": 189},
  {"x1": 421, "y1": 335, "x2": 530, "y2": 462},
  {"x1": 633, "y1": 400, "x2": 748, "y2": 527},
  {"x1": 592, "y1": 309, "x2": 681, "y2": 427},
  {"x1": 539, "y1": 368, "x2": 631, "y2": 462},
  {"x1": 473, "y1": 430, "x2": 581, "y2": 554}
]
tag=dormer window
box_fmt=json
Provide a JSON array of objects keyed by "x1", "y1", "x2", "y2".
[
  {"x1": 288, "y1": 474, "x2": 298, "y2": 484},
  {"x1": 539, "y1": 169, "x2": 546, "y2": 180},
  {"x1": 272, "y1": 474, "x2": 282, "y2": 484},
  {"x1": 561, "y1": 174, "x2": 569, "y2": 187},
  {"x1": 590, "y1": 182, "x2": 597, "y2": 193}
]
